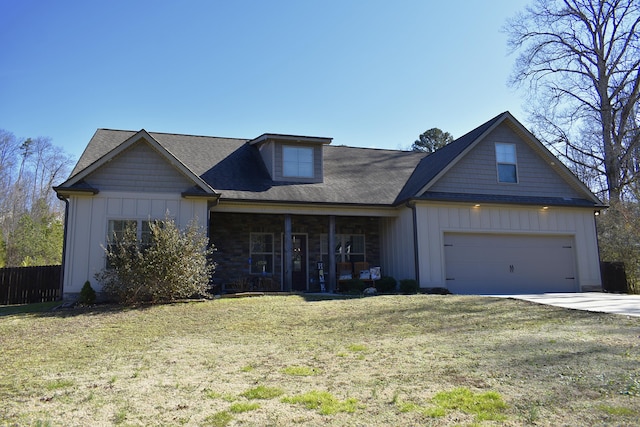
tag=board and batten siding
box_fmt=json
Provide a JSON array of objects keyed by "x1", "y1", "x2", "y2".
[
  {"x1": 429, "y1": 123, "x2": 583, "y2": 199},
  {"x1": 413, "y1": 203, "x2": 601, "y2": 290},
  {"x1": 85, "y1": 141, "x2": 195, "y2": 193},
  {"x1": 379, "y1": 208, "x2": 416, "y2": 282},
  {"x1": 62, "y1": 191, "x2": 208, "y2": 296}
]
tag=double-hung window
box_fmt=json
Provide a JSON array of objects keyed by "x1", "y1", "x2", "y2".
[
  {"x1": 250, "y1": 233, "x2": 274, "y2": 274},
  {"x1": 106, "y1": 219, "x2": 153, "y2": 266},
  {"x1": 108, "y1": 220, "x2": 138, "y2": 245},
  {"x1": 283, "y1": 146, "x2": 314, "y2": 178},
  {"x1": 495, "y1": 143, "x2": 518, "y2": 183},
  {"x1": 108, "y1": 220, "x2": 153, "y2": 244}
]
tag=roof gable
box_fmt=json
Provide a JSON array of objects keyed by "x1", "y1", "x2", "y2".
[
  {"x1": 58, "y1": 130, "x2": 217, "y2": 196},
  {"x1": 396, "y1": 112, "x2": 604, "y2": 207},
  {"x1": 429, "y1": 122, "x2": 583, "y2": 199},
  {"x1": 83, "y1": 141, "x2": 197, "y2": 193}
]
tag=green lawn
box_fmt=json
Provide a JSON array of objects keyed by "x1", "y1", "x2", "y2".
[{"x1": 1, "y1": 295, "x2": 638, "y2": 426}]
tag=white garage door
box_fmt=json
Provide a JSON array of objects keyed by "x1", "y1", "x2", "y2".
[{"x1": 444, "y1": 233, "x2": 577, "y2": 294}]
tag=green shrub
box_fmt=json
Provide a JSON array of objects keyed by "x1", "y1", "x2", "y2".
[
  {"x1": 375, "y1": 276, "x2": 397, "y2": 293},
  {"x1": 78, "y1": 280, "x2": 96, "y2": 305},
  {"x1": 399, "y1": 279, "x2": 418, "y2": 294},
  {"x1": 345, "y1": 278, "x2": 366, "y2": 293},
  {"x1": 95, "y1": 217, "x2": 215, "y2": 305}
]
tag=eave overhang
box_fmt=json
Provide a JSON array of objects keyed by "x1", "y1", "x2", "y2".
[
  {"x1": 248, "y1": 133, "x2": 333, "y2": 146},
  {"x1": 53, "y1": 182, "x2": 99, "y2": 197},
  {"x1": 411, "y1": 191, "x2": 607, "y2": 209}
]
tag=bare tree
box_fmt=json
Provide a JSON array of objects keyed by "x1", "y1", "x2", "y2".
[
  {"x1": 0, "y1": 129, "x2": 73, "y2": 266},
  {"x1": 506, "y1": 0, "x2": 640, "y2": 202},
  {"x1": 24, "y1": 137, "x2": 73, "y2": 214},
  {"x1": 0, "y1": 130, "x2": 20, "y2": 213}
]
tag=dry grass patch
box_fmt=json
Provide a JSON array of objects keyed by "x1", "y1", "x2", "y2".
[{"x1": 1, "y1": 295, "x2": 639, "y2": 425}]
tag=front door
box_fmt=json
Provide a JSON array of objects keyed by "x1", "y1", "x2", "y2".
[{"x1": 285, "y1": 234, "x2": 307, "y2": 291}]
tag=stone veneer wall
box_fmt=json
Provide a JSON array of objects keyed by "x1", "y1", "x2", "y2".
[{"x1": 209, "y1": 212, "x2": 380, "y2": 290}]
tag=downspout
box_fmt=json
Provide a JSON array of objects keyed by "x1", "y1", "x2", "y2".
[
  {"x1": 57, "y1": 194, "x2": 69, "y2": 301},
  {"x1": 406, "y1": 201, "x2": 420, "y2": 286}
]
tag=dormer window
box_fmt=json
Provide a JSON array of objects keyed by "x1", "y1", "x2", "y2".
[
  {"x1": 248, "y1": 133, "x2": 332, "y2": 183},
  {"x1": 495, "y1": 143, "x2": 518, "y2": 183},
  {"x1": 283, "y1": 146, "x2": 314, "y2": 178}
]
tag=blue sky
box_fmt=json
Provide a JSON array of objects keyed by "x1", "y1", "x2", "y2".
[{"x1": 1, "y1": 0, "x2": 529, "y2": 162}]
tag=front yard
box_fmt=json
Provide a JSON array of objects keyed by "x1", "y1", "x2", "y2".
[{"x1": 1, "y1": 295, "x2": 639, "y2": 426}]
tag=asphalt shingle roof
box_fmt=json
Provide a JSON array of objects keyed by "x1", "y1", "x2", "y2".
[
  {"x1": 63, "y1": 112, "x2": 602, "y2": 208},
  {"x1": 395, "y1": 112, "x2": 504, "y2": 203},
  {"x1": 69, "y1": 129, "x2": 428, "y2": 206}
]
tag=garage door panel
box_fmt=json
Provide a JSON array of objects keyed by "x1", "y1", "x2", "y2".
[{"x1": 444, "y1": 233, "x2": 577, "y2": 294}]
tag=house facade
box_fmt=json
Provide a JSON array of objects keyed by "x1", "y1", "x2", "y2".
[{"x1": 54, "y1": 112, "x2": 605, "y2": 297}]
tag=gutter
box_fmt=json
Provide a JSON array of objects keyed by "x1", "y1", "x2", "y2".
[{"x1": 406, "y1": 201, "x2": 420, "y2": 285}]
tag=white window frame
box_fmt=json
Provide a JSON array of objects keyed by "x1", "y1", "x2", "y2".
[
  {"x1": 250, "y1": 232, "x2": 274, "y2": 275},
  {"x1": 108, "y1": 219, "x2": 156, "y2": 241},
  {"x1": 106, "y1": 219, "x2": 154, "y2": 266},
  {"x1": 495, "y1": 143, "x2": 518, "y2": 183},
  {"x1": 283, "y1": 145, "x2": 314, "y2": 178}
]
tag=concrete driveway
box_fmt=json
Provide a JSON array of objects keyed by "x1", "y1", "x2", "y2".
[{"x1": 498, "y1": 292, "x2": 640, "y2": 317}]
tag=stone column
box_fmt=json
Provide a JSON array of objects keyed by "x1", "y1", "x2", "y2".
[{"x1": 328, "y1": 215, "x2": 336, "y2": 293}]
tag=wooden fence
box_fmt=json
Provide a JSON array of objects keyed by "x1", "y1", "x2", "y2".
[{"x1": 0, "y1": 265, "x2": 62, "y2": 305}]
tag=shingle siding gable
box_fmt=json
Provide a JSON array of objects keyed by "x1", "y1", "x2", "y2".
[
  {"x1": 427, "y1": 123, "x2": 583, "y2": 200},
  {"x1": 85, "y1": 140, "x2": 195, "y2": 193}
]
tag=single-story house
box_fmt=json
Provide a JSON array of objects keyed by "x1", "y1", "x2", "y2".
[{"x1": 54, "y1": 112, "x2": 605, "y2": 297}]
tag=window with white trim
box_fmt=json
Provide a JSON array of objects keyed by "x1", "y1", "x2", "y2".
[
  {"x1": 495, "y1": 143, "x2": 518, "y2": 183},
  {"x1": 106, "y1": 219, "x2": 153, "y2": 266},
  {"x1": 108, "y1": 220, "x2": 138, "y2": 244},
  {"x1": 283, "y1": 146, "x2": 314, "y2": 178},
  {"x1": 108, "y1": 220, "x2": 153, "y2": 244},
  {"x1": 250, "y1": 233, "x2": 274, "y2": 274}
]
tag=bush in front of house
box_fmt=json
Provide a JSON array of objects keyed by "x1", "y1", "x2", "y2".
[
  {"x1": 95, "y1": 217, "x2": 215, "y2": 305},
  {"x1": 375, "y1": 276, "x2": 397, "y2": 294},
  {"x1": 399, "y1": 279, "x2": 419, "y2": 295},
  {"x1": 78, "y1": 280, "x2": 96, "y2": 305},
  {"x1": 345, "y1": 278, "x2": 366, "y2": 294}
]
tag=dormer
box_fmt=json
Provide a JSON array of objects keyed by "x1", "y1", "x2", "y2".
[{"x1": 248, "y1": 134, "x2": 332, "y2": 183}]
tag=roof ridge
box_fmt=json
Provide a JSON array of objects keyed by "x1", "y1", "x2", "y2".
[
  {"x1": 328, "y1": 144, "x2": 426, "y2": 154},
  {"x1": 96, "y1": 128, "x2": 249, "y2": 141}
]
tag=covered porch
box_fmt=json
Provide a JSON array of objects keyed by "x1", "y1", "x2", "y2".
[{"x1": 209, "y1": 212, "x2": 382, "y2": 293}]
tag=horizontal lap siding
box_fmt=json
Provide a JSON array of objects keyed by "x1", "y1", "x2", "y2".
[
  {"x1": 429, "y1": 123, "x2": 582, "y2": 199},
  {"x1": 258, "y1": 142, "x2": 275, "y2": 179},
  {"x1": 85, "y1": 141, "x2": 194, "y2": 193}
]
